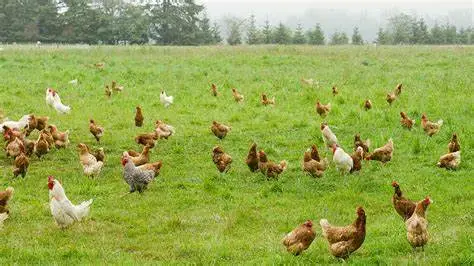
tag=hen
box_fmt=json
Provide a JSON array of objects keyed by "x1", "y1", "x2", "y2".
[
  {"x1": 406, "y1": 197, "x2": 432, "y2": 250},
  {"x1": 437, "y1": 151, "x2": 460, "y2": 169},
  {"x1": 111, "y1": 80, "x2": 123, "y2": 92},
  {"x1": 155, "y1": 120, "x2": 175, "y2": 139},
  {"x1": 350, "y1": 146, "x2": 364, "y2": 173},
  {"x1": 212, "y1": 146, "x2": 233, "y2": 173},
  {"x1": 211, "y1": 121, "x2": 231, "y2": 139},
  {"x1": 135, "y1": 132, "x2": 157, "y2": 147},
  {"x1": 77, "y1": 143, "x2": 104, "y2": 177},
  {"x1": 363, "y1": 99, "x2": 372, "y2": 110},
  {"x1": 386, "y1": 92, "x2": 396, "y2": 105},
  {"x1": 245, "y1": 143, "x2": 259, "y2": 172},
  {"x1": 316, "y1": 101, "x2": 331, "y2": 117},
  {"x1": 48, "y1": 125, "x2": 69, "y2": 148},
  {"x1": 332, "y1": 86, "x2": 339, "y2": 96},
  {"x1": 261, "y1": 93, "x2": 275, "y2": 105},
  {"x1": 282, "y1": 220, "x2": 316, "y2": 255},
  {"x1": 6, "y1": 137, "x2": 24, "y2": 158},
  {"x1": 258, "y1": 150, "x2": 287, "y2": 179},
  {"x1": 365, "y1": 138, "x2": 393, "y2": 163},
  {"x1": 48, "y1": 176, "x2": 93, "y2": 228},
  {"x1": 303, "y1": 150, "x2": 328, "y2": 178},
  {"x1": 400, "y1": 112, "x2": 415, "y2": 129},
  {"x1": 135, "y1": 106, "x2": 144, "y2": 127},
  {"x1": 394, "y1": 83, "x2": 402, "y2": 96},
  {"x1": 0, "y1": 187, "x2": 14, "y2": 214},
  {"x1": 160, "y1": 91, "x2": 174, "y2": 108},
  {"x1": 320, "y1": 207, "x2": 366, "y2": 259},
  {"x1": 89, "y1": 119, "x2": 104, "y2": 142},
  {"x1": 105, "y1": 85, "x2": 112, "y2": 98},
  {"x1": 421, "y1": 114, "x2": 443, "y2": 137},
  {"x1": 447, "y1": 133, "x2": 460, "y2": 153},
  {"x1": 34, "y1": 133, "x2": 50, "y2": 159},
  {"x1": 332, "y1": 144, "x2": 353, "y2": 174},
  {"x1": 310, "y1": 144, "x2": 321, "y2": 162},
  {"x1": 231, "y1": 88, "x2": 244, "y2": 102},
  {"x1": 321, "y1": 123, "x2": 338, "y2": 148},
  {"x1": 354, "y1": 134, "x2": 370, "y2": 156},
  {"x1": 138, "y1": 161, "x2": 163, "y2": 177},
  {"x1": 13, "y1": 146, "x2": 29, "y2": 178},
  {"x1": 127, "y1": 145, "x2": 151, "y2": 166},
  {"x1": 0, "y1": 115, "x2": 30, "y2": 133},
  {"x1": 391, "y1": 181, "x2": 416, "y2": 221},
  {"x1": 211, "y1": 83, "x2": 218, "y2": 96},
  {"x1": 122, "y1": 152, "x2": 156, "y2": 193}
]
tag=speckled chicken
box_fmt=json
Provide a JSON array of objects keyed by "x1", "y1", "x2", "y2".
[
  {"x1": 245, "y1": 143, "x2": 259, "y2": 172},
  {"x1": 406, "y1": 197, "x2": 432, "y2": 250},
  {"x1": 6, "y1": 137, "x2": 24, "y2": 158},
  {"x1": 89, "y1": 119, "x2": 104, "y2": 142},
  {"x1": 282, "y1": 220, "x2": 316, "y2": 255},
  {"x1": 391, "y1": 181, "x2": 416, "y2": 221},
  {"x1": 122, "y1": 152, "x2": 155, "y2": 193},
  {"x1": 211, "y1": 121, "x2": 231, "y2": 139},
  {"x1": 212, "y1": 146, "x2": 233, "y2": 173},
  {"x1": 386, "y1": 92, "x2": 396, "y2": 105},
  {"x1": 400, "y1": 112, "x2": 415, "y2": 129},
  {"x1": 258, "y1": 150, "x2": 287, "y2": 179}
]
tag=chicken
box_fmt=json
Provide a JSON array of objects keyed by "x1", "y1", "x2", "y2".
[
  {"x1": 94, "y1": 147, "x2": 105, "y2": 162},
  {"x1": 6, "y1": 137, "x2": 24, "y2": 158},
  {"x1": 421, "y1": 114, "x2": 443, "y2": 137},
  {"x1": 89, "y1": 119, "x2": 104, "y2": 142},
  {"x1": 300, "y1": 78, "x2": 314, "y2": 86},
  {"x1": 310, "y1": 144, "x2": 321, "y2": 162},
  {"x1": 3, "y1": 126, "x2": 23, "y2": 142},
  {"x1": 48, "y1": 176, "x2": 93, "y2": 229},
  {"x1": 261, "y1": 93, "x2": 275, "y2": 105},
  {"x1": 245, "y1": 143, "x2": 259, "y2": 172},
  {"x1": 105, "y1": 85, "x2": 112, "y2": 98},
  {"x1": 135, "y1": 132, "x2": 157, "y2": 147},
  {"x1": 122, "y1": 152, "x2": 156, "y2": 193},
  {"x1": 41, "y1": 129, "x2": 54, "y2": 147},
  {"x1": 94, "y1": 62, "x2": 105, "y2": 70},
  {"x1": 350, "y1": 146, "x2": 364, "y2": 173},
  {"x1": 48, "y1": 125, "x2": 69, "y2": 148},
  {"x1": 13, "y1": 146, "x2": 29, "y2": 178},
  {"x1": 0, "y1": 187, "x2": 14, "y2": 214},
  {"x1": 303, "y1": 150, "x2": 328, "y2": 178},
  {"x1": 69, "y1": 79, "x2": 78, "y2": 86},
  {"x1": 127, "y1": 145, "x2": 151, "y2": 166},
  {"x1": 77, "y1": 143, "x2": 104, "y2": 177},
  {"x1": 212, "y1": 146, "x2": 233, "y2": 173},
  {"x1": 211, "y1": 83, "x2": 218, "y2": 96},
  {"x1": 400, "y1": 112, "x2": 415, "y2": 129},
  {"x1": 0, "y1": 115, "x2": 30, "y2": 133},
  {"x1": 365, "y1": 138, "x2": 393, "y2": 163},
  {"x1": 391, "y1": 181, "x2": 416, "y2": 221},
  {"x1": 138, "y1": 161, "x2": 163, "y2": 177},
  {"x1": 160, "y1": 90, "x2": 174, "y2": 107},
  {"x1": 321, "y1": 123, "x2": 338, "y2": 148},
  {"x1": 394, "y1": 83, "x2": 402, "y2": 96},
  {"x1": 282, "y1": 220, "x2": 316, "y2": 255},
  {"x1": 45, "y1": 88, "x2": 60, "y2": 107},
  {"x1": 211, "y1": 121, "x2": 231, "y2": 139},
  {"x1": 332, "y1": 144, "x2": 353, "y2": 174},
  {"x1": 354, "y1": 134, "x2": 370, "y2": 155},
  {"x1": 332, "y1": 86, "x2": 339, "y2": 96},
  {"x1": 258, "y1": 150, "x2": 287, "y2": 179},
  {"x1": 231, "y1": 88, "x2": 244, "y2": 102},
  {"x1": 386, "y1": 92, "x2": 396, "y2": 105},
  {"x1": 111, "y1": 80, "x2": 123, "y2": 92},
  {"x1": 155, "y1": 120, "x2": 175, "y2": 139},
  {"x1": 437, "y1": 151, "x2": 460, "y2": 169},
  {"x1": 447, "y1": 133, "x2": 460, "y2": 153},
  {"x1": 0, "y1": 213, "x2": 8, "y2": 227},
  {"x1": 320, "y1": 207, "x2": 366, "y2": 259},
  {"x1": 34, "y1": 133, "x2": 50, "y2": 159},
  {"x1": 34, "y1": 115, "x2": 49, "y2": 131},
  {"x1": 135, "y1": 106, "x2": 144, "y2": 127},
  {"x1": 316, "y1": 100, "x2": 331, "y2": 117},
  {"x1": 364, "y1": 99, "x2": 372, "y2": 110},
  {"x1": 22, "y1": 138, "x2": 35, "y2": 157},
  {"x1": 406, "y1": 197, "x2": 432, "y2": 250}
]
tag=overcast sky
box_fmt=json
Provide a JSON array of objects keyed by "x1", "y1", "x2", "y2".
[{"x1": 197, "y1": 0, "x2": 473, "y2": 41}]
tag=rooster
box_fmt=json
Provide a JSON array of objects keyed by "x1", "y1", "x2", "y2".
[
  {"x1": 212, "y1": 146, "x2": 233, "y2": 173},
  {"x1": 421, "y1": 114, "x2": 443, "y2": 137},
  {"x1": 138, "y1": 161, "x2": 163, "y2": 177},
  {"x1": 365, "y1": 138, "x2": 393, "y2": 163},
  {"x1": 437, "y1": 151, "x2": 460, "y2": 169},
  {"x1": 0, "y1": 187, "x2": 14, "y2": 214},
  {"x1": 89, "y1": 119, "x2": 104, "y2": 142},
  {"x1": 160, "y1": 91, "x2": 174, "y2": 108},
  {"x1": 406, "y1": 197, "x2": 432, "y2": 250},
  {"x1": 155, "y1": 120, "x2": 175, "y2": 139},
  {"x1": 391, "y1": 181, "x2": 416, "y2": 221},
  {"x1": 316, "y1": 101, "x2": 331, "y2": 117},
  {"x1": 332, "y1": 86, "x2": 339, "y2": 96},
  {"x1": 77, "y1": 143, "x2": 104, "y2": 177},
  {"x1": 354, "y1": 134, "x2": 370, "y2": 155},
  {"x1": 261, "y1": 93, "x2": 275, "y2": 105},
  {"x1": 258, "y1": 150, "x2": 287, "y2": 179},
  {"x1": 111, "y1": 80, "x2": 123, "y2": 92},
  {"x1": 303, "y1": 150, "x2": 328, "y2": 178},
  {"x1": 135, "y1": 106, "x2": 144, "y2": 127},
  {"x1": 321, "y1": 123, "x2": 338, "y2": 148},
  {"x1": 211, "y1": 121, "x2": 231, "y2": 139},
  {"x1": 364, "y1": 99, "x2": 372, "y2": 110},
  {"x1": 48, "y1": 125, "x2": 69, "y2": 148},
  {"x1": 350, "y1": 146, "x2": 364, "y2": 173},
  {"x1": 282, "y1": 220, "x2": 316, "y2": 255},
  {"x1": 127, "y1": 145, "x2": 151, "y2": 166},
  {"x1": 231, "y1": 88, "x2": 244, "y2": 102},
  {"x1": 447, "y1": 133, "x2": 460, "y2": 153},
  {"x1": 320, "y1": 207, "x2": 366, "y2": 259},
  {"x1": 400, "y1": 112, "x2": 415, "y2": 129},
  {"x1": 122, "y1": 152, "x2": 156, "y2": 193},
  {"x1": 211, "y1": 83, "x2": 218, "y2": 96},
  {"x1": 332, "y1": 144, "x2": 353, "y2": 174},
  {"x1": 48, "y1": 176, "x2": 93, "y2": 229},
  {"x1": 246, "y1": 143, "x2": 259, "y2": 172},
  {"x1": 45, "y1": 88, "x2": 60, "y2": 107},
  {"x1": 13, "y1": 146, "x2": 29, "y2": 178}
]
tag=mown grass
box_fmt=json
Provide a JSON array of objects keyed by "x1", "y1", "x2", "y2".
[{"x1": 0, "y1": 45, "x2": 473, "y2": 264}]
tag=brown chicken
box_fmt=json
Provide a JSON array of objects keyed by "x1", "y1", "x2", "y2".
[
  {"x1": 111, "y1": 80, "x2": 124, "y2": 92},
  {"x1": 421, "y1": 114, "x2": 443, "y2": 137},
  {"x1": 394, "y1": 83, "x2": 402, "y2": 96},
  {"x1": 406, "y1": 197, "x2": 432, "y2": 250},
  {"x1": 135, "y1": 132, "x2": 157, "y2": 147},
  {"x1": 391, "y1": 181, "x2": 416, "y2": 221},
  {"x1": 303, "y1": 150, "x2": 328, "y2": 178},
  {"x1": 310, "y1": 144, "x2": 321, "y2": 162},
  {"x1": 127, "y1": 145, "x2": 151, "y2": 166},
  {"x1": 400, "y1": 112, "x2": 415, "y2": 129},
  {"x1": 386, "y1": 92, "x2": 396, "y2": 105},
  {"x1": 211, "y1": 121, "x2": 231, "y2": 139},
  {"x1": 282, "y1": 220, "x2": 316, "y2": 255},
  {"x1": 6, "y1": 137, "x2": 24, "y2": 158},
  {"x1": 105, "y1": 85, "x2": 112, "y2": 98},
  {"x1": 364, "y1": 99, "x2": 372, "y2": 110},
  {"x1": 350, "y1": 146, "x2": 364, "y2": 173},
  {"x1": 231, "y1": 88, "x2": 244, "y2": 102},
  {"x1": 354, "y1": 134, "x2": 370, "y2": 155},
  {"x1": 258, "y1": 150, "x2": 287, "y2": 179},
  {"x1": 3, "y1": 126, "x2": 23, "y2": 142},
  {"x1": 155, "y1": 120, "x2": 175, "y2": 139},
  {"x1": 447, "y1": 133, "x2": 460, "y2": 153},
  {"x1": 138, "y1": 161, "x2": 163, "y2": 177},
  {"x1": 320, "y1": 207, "x2": 366, "y2": 259},
  {"x1": 34, "y1": 133, "x2": 50, "y2": 159},
  {"x1": 316, "y1": 101, "x2": 331, "y2": 117},
  {"x1": 48, "y1": 125, "x2": 69, "y2": 148},
  {"x1": 332, "y1": 86, "x2": 339, "y2": 96},
  {"x1": 0, "y1": 187, "x2": 14, "y2": 214},
  {"x1": 13, "y1": 146, "x2": 29, "y2": 178},
  {"x1": 94, "y1": 147, "x2": 105, "y2": 162},
  {"x1": 212, "y1": 146, "x2": 233, "y2": 173},
  {"x1": 26, "y1": 114, "x2": 48, "y2": 135},
  {"x1": 89, "y1": 119, "x2": 104, "y2": 142},
  {"x1": 77, "y1": 143, "x2": 104, "y2": 177},
  {"x1": 22, "y1": 138, "x2": 35, "y2": 157},
  {"x1": 365, "y1": 138, "x2": 393, "y2": 163},
  {"x1": 40, "y1": 129, "x2": 54, "y2": 147},
  {"x1": 437, "y1": 151, "x2": 460, "y2": 169},
  {"x1": 211, "y1": 83, "x2": 218, "y2": 96},
  {"x1": 261, "y1": 93, "x2": 275, "y2": 105},
  {"x1": 94, "y1": 62, "x2": 105, "y2": 69},
  {"x1": 135, "y1": 106, "x2": 144, "y2": 127},
  {"x1": 245, "y1": 143, "x2": 259, "y2": 172}
]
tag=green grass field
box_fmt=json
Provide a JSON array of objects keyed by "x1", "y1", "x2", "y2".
[{"x1": 0, "y1": 45, "x2": 473, "y2": 264}]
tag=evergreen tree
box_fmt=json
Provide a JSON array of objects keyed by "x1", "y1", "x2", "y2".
[
  {"x1": 351, "y1": 26, "x2": 363, "y2": 44},
  {"x1": 198, "y1": 13, "x2": 214, "y2": 45},
  {"x1": 272, "y1": 22, "x2": 291, "y2": 44},
  {"x1": 307, "y1": 24, "x2": 325, "y2": 45},
  {"x1": 226, "y1": 18, "x2": 242, "y2": 45},
  {"x1": 292, "y1": 24, "x2": 306, "y2": 44},
  {"x1": 429, "y1": 23, "x2": 444, "y2": 44},
  {"x1": 262, "y1": 19, "x2": 272, "y2": 44},
  {"x1": 330, "y1": 31, "x2": 348, "y2": 45},
  {"x1": 246, "y1": 14, "x2": 260, "y2": 44},
  {"x1": 211, "y1": 22, "x2": 222, "y2": 44}
]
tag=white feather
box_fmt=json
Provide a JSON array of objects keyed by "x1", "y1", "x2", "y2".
[{"x1": 0, "y1": 115, "x2": 30, "y2": 133}]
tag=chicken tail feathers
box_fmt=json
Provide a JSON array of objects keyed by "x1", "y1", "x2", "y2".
[
  {"x1": 76, "y1": 199, "x2": 93, "y2": 220},
  {"x1": 437, "y1": 120, "x2": 443, "y2": 126}
]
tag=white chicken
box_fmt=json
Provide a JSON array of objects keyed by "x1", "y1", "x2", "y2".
[
  {"x1": 160, "y1": 91, "x2": 174, "y2": 108},
  {"x1": 53, "y1": 100, "x2": 71, "y2": 114},
  {"x1": 45, "y1": 88, "x2": 60, "y2": 106},
  {"x1": 332, "y1": 144, "x2": 353, "y2": 174},
  {"x1": 0, "y1": 115, "x2": 30, "y2": 133},
  {"x1": 321, "y1": 123, "x2": 338, "y2": 148},
  {"x1": 77, "y1": 143, "x2": 104, "y2": 177},
  {"x1": 48, "y1": 176, "x2": 93, "y2": 228}
]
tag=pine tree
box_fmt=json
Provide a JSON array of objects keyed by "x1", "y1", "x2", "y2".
[
  {"x1": 307, "y1": 24, "x2": 325, "y2": 45},
  {"x1": 292, "y1": 24, "x2": 306, "y2": 44},
  {"x1": 211, "y1": 22, "x2": 222, "y2": 44},
  {"x1": 351, "y1": 26, "x2": 363, "y2": 44},
  {"x1": 246, "y1": 14, "x2": 260, "y2": 44},
  {"x1": 273, "y1": 22, "x2": 291, "y2": 44},
  {"x1": 262, "y1": 19, "x2": 272, "y2": 44}
]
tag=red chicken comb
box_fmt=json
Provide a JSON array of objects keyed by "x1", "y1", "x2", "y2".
[{"x1": 424, "y1": 196, "x2": 432, "y2": 204}]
